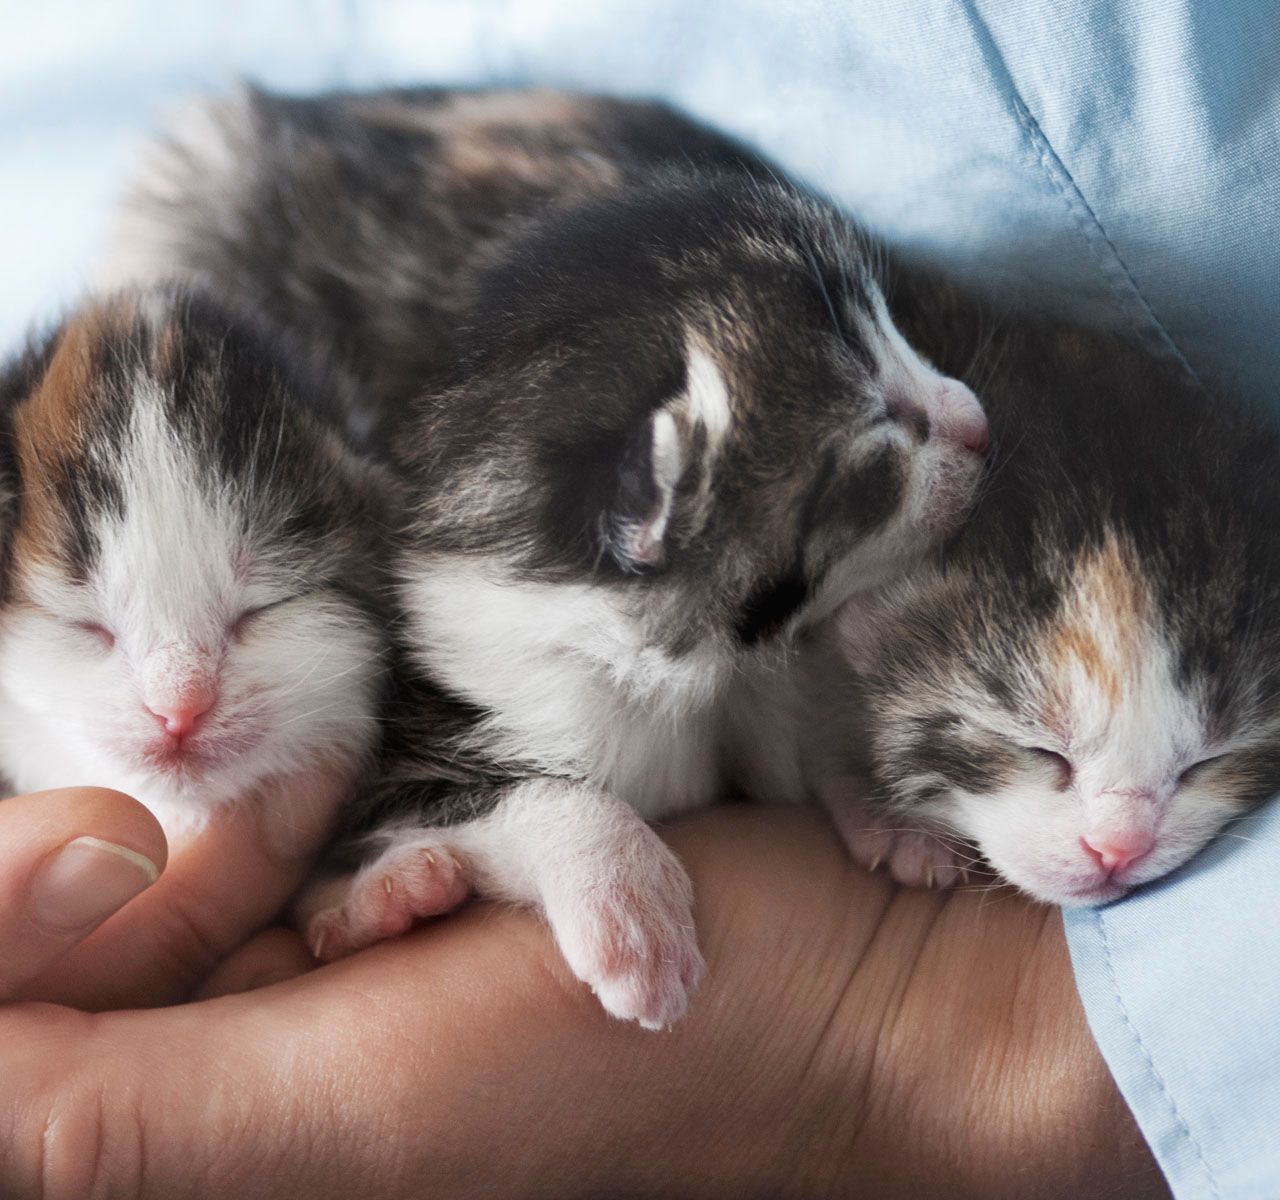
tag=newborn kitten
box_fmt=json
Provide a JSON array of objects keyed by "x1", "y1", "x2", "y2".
[
  {"x1": 0, "y1": 288, "x2": 391, "y2": 857},
  {"x1": 104, "y1": 85, "x2": 781, "y2": 450},
  {"x1": 111, "y1": 88, "x2": 989, "y2": 1026},
  {"x1": 811, "y1": 270, "x2": 1280, "y2": 906}
]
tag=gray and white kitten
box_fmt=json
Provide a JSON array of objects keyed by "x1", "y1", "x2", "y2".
[
  {"x1": 109, "y1": 88, "x2": 989, "y2": 1027},
  {"x1": 809, "y1": 269, "x2": 1280, "y2": 907}
]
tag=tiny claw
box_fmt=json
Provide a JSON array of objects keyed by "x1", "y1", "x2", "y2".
[
  {"x1": 421, "y1": 849, "x2": 435, "y2": 865},
  {"x1": 384, "y1": 876, "x2": 394, "y2": 895},
  {"x1": 868, "y1": 855, "x2": 884, "y2": 873},
  {"x1": 311, "y1": 930, "x2": 328, "y2": 960},
  {"x1": 926, "y1": 867, "x2": 937, "y2": 889}
]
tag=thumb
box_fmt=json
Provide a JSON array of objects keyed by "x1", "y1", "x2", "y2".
[
  {"x1": 21, "y1": 799, "x2": 312, "y2": 1010},
  {"x1": 0, "y1": 787, "x2": 165, "y2": 999}
]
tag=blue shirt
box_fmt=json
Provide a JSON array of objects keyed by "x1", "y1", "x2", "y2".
[
  {"x1": 1068, "y1": 798, "x2": 1280, "y2": 1199},
  {"x1": 2, "y1": 4, "x2": 1277, "y2": 1194}
]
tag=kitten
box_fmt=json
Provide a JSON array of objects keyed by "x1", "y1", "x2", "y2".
[
  {"x1": 810, "y1": 267, "x2": 1280, "y2": 906},
  {"x1": 0, "y1": 287, "x2": 392, "y2": 858}
]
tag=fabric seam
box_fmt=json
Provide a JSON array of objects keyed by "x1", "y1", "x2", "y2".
[
  {"x1": 1094, "y1": 908, "x2": 1222, "y2": 1199},
  {"x1": 962, "y1": 0, "x2": 1204, "y2": 388}
]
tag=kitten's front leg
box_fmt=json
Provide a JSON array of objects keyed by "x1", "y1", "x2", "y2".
[{"x1": 298, "y1": 778, "x2": 705, "y2": 1029}]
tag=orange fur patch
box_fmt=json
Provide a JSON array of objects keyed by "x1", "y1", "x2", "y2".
[
  {"x1": 353, "y1": 90, "x2": 624, "y2": 205},
  {"x1": 444, "y1": 135, "x2": 620, "y2": 200},
  {"x1": 10, "y1": 297, "x2": 139, "y2": 564},
  {"x1": 1044, "y1": 531, "x2": 1150, "y2": 725}
]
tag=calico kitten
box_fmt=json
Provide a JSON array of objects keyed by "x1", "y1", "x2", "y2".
[
  {"x1": 810, "y1": 269, "x2": 1280, "y2": 905},
  {"x1": 111, "y1": 88, "x2": 988, "y2": 1027},
  {"x1": 0, "y1": 288, "x2": 392, "y2": 856}
]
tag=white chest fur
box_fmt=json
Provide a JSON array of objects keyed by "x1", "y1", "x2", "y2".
[{"x1": 403, "y1": 556, "x2": 801, "y2": 819}]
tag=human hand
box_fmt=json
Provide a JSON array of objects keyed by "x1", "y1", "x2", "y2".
[
  {"x1": 0, "y1": 798, "x2": 1167, "y2": 1199},
  {"x1": 2, "y1": 786, "x2": 313, "y2": 1010}
]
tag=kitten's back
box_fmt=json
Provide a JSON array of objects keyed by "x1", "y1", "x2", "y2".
[{"x1": 104, "y1": 86, "x2": 772, "y2": 445}]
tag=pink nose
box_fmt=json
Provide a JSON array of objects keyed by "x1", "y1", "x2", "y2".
[
  {"x1": 935, "y1": 380, "x2": 990, "y2": 455},
  {"x1": 147, "y1": 690, "x2": 217, "y2": 739},
  {"x1": 1080, "y1": 831, "x2": 1156, "y2": 874}
]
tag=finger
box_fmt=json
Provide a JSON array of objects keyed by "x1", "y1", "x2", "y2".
[
  {"x1": 192, "y1": 927, "x2": 315, "y2": 1000},
  {"x1": 0, "y1": 903, "x2": 584, "y2": 1200},
  {"x1": 22, "y1": 800, "x2": 312, "y2": 1010},
  {"x1": 0, "y1": 788, "x2": 165, "y2": 1000}
]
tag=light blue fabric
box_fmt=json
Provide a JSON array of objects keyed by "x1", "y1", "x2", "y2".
[
  {"x1": 2, "y1": 4, "x2": 1278, "y2": 1195},
  {"x1": 1066, "y1": 798, "x2": 1280, "y2": 1200},
  {"x1": 3, "y1": 1, "x2": 1279, "y2": 407}
]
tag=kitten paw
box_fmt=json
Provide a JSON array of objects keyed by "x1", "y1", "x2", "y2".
[
  {"x1": 816, "y1": 783, "x2": 971, "y2": 889},
  {"x1": 847, "y1": 826, "x2": 970, "y2": 889},
  {"x1": 545, "y1": 835, "x2": 705, "y2": 1030},
  {"x1": 304, "y1": 842, "x2": 471, "y2": 962}
]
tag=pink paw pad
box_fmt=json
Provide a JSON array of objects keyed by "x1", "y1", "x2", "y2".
[
  {"x1": 307, "y1": 844, "x2": 470, "y2": 962},
  {"x1": 577, "y1": 900, "x2": 705, "y2": 1032}
]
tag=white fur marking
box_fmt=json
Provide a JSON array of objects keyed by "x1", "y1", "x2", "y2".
[
  {"x1": 640, "y1": 407, "x2": 683, "y2": 556},
  {"x1": 680, "y1": 336, "x2": 732, "y2": 451}
]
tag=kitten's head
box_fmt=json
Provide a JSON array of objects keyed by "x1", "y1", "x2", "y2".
[
  {"x1": 0, "y1": 289, "x2": 390, "y2": 822},
  {"x1": 411, "y1": 175, "x2": 988, "y2": 653},
  {"x1": 846, "y1": 325, "x2": 1280, "y2": 905}
]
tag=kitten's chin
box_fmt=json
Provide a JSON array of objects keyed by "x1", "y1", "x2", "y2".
[
  {"x1": 992, "y1": 847, "x2": 1198, "y2": 909},
  {"x1": 92, "y1": 746, "x2": 264, "y2": 836},
  {"x1": 917, "y1": 442, "x2": 984, "y2": 532},
  {"x1": 1048, "y1": 880, "x2": 1134, "y2": 908},
  {"x1": 995, "y1": 865, "x2": 1133, "y2": 909}
]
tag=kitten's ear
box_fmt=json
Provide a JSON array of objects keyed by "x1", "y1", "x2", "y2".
[
  {"x1": 599, "y1": 336, "x2": 731, "y2": 574},
  {"x1": 602, "y1": 407, "x2": 684, "y2": 573}
]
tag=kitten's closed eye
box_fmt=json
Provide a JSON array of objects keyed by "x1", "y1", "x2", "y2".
[
  {"x1": 1177, "y1": 754, "x2": 1229, "y2": 788},
  {"x1": 1026, "y1": 746, "x2": 1073, "y2": 789},
  {"x1": 230, "y1": 596, "x2": 298, "y2": 639},
  {"x1": 72, "y1": 621, "x2": 116, "y2": 651}
]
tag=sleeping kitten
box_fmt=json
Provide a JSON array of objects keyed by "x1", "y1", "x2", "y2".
[
  {"x1": 111, "y1": 88, "x2": 989, "y2": 1027},
  {"x1": 809, "y1": 268, "x2": 1280, "y2": 906},
  {"x1": 309, "y1": 170, "x2": 989, "y2": 1029},
  {"x1": 0, "y1": 287, "x2": 392, "y2": 857}
]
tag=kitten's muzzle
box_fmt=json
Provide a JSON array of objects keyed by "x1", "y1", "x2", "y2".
[
  {"x1": 933, "y1": 379, "x2": 989, "y2": 456},
  {"x1": 145, "y1": 687, "x2": 216, "y2": 740},
  {"x1": 1078, "y1": 785, "x2": 1162, "y2": 884},
  {"x1": 886, "y1": 378, "x2": 989, "y2": 456},
  {"x1": 138, "y1": 641, "x2": 221, "y2": 750}
]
